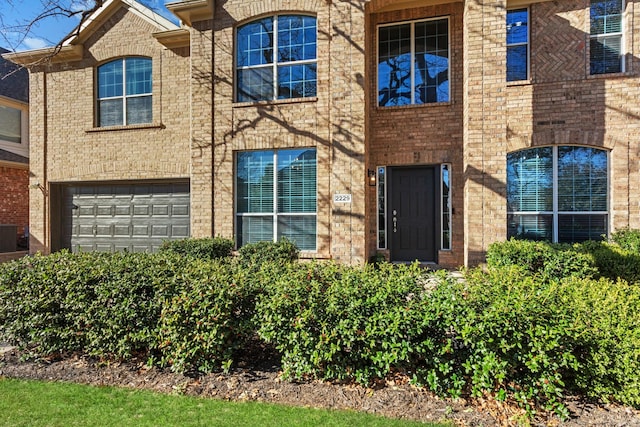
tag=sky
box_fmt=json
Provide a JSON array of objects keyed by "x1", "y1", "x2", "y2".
[{"x1": 0, "y1": 0, "x2": 175, "y2": 52}]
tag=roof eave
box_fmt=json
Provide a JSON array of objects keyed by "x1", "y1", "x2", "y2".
[
  {"x1": 153, "y1": 28, "x2": 191, "y2": 48},
  {"x1": 1, "y1": 44, "x2": 84, "y2": 66},
  {"x1": 166, "y1": 0, "x2": 214, "y2": 26}
]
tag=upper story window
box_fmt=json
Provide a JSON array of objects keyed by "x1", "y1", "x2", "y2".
[
  {"x1": 97, "y1": 57, "x2": 152, "y2": 127},
  {"x1": 507, "y1": 8, "x2": 529, "y2": 81},
  {"x1": 507, "y1": 146, "x2": 608, "y2": 243},
  {"x1": 236, "y1": 15, "x2": 317, "y2": 102},
  {"x1": 590, "y1": 0, "x2": 623, "y2": 74},
  {"x1": 378, "y1": 17, "x2": 449, "y2": 107},
  {"x1": 0, "y1": 105, "x2": 21, "y2": 144}
]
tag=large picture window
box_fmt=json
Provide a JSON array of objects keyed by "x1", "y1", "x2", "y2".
[
  {"x1": 236, "y1": 149, "x2": 317, "y2": 250},
  {"x1": 590, "y1": 0, "x2": 623, "y2": 74},
  {"x1": 507, "y1": 8, "x2": 528, "y2": 81},
  {"x1": 0, "y1": 105, "x2": 21, "y2": 143},
  {"x1": 236, "y1": 15, "x2": 317, "y2": 102},
  {"x1": 378, "y1": 17, "x2": 449, "y2": 107},
  {"x1": 507, "y1": 146, "x2": 608, "y2": 243},
  {"x1": 97, "y1": 57, "x2": 152, "y2": 127}
]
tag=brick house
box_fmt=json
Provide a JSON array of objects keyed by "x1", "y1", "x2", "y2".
[
  {"x1": 4, "y1": 0, "x2": 640, "y2": 267},
  {"x1": 0, "y1": 47, "x2": 29, "y2": 252}
]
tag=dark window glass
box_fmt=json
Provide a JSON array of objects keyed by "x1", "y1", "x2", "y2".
[
  {"x1": 590, "y1": 0, "x2": 623, "y2": 74},
  {"x1": 506, "y1": 9, "x2": 528, "y2": 81}
]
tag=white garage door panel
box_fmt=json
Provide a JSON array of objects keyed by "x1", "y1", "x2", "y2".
[{"x1": 62, "y1": 182, "x2": 190, "y2": 253}]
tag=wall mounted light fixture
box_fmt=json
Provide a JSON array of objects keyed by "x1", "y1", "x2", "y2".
[{"x1": 367, "y1": 169, "x2": 376, "y2": 186}]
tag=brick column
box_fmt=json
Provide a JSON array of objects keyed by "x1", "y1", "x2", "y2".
[
  {"x1": 329, "y1": 1, "x2": 367, "y2": 264},
  {"x1": 190, "y1": 20, "x2": 214, "y2": 238},
  {"x1": 463, "y1": 0, "x2": 507, "y2": 266},
  {"x1": 28, "y1": 70, "x2": 49, "y2": 254}
]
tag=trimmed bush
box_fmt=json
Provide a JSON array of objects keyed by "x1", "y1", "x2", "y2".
[
  {"x1": 157, "y1": 259, "x2": 256, "y2": 374},
  {"x1": 238, "y1": 238, "x2": 299, "y2": 269},
  {"x1": 159, "y1": 237, "x2": 234, "y2": 260},
  {"x1": 486, "y1": 239, "x2": 597, "y2": 281},
  {"x1": 610, "y1": 227, "x2": 640, "y2": 252}
]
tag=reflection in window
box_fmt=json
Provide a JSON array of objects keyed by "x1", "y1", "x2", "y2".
[
  {"x1": 507, "y1": 146, "x2": 608, "y2": 243},
  {"x1": 97, "y1": 57, "x2": 152, "y2": 127},
  {"x1": 0, "y1": 105, "x2": 21, "y2": 143},
  {"x1": 590, "y1": 0, "x2": 623, "y2": 74},
  {"x1": 441, "y1": 164, "x2": 451, "y2": 250},
  {"x1": 507, "y1": 9, "x2": 528, "y2": 81},
  {"x1": 378, "y1": 18, "x2": 449, "y2": 107},
  {"x1": 236, "y1": 149, "x2": 317, "y2": 250},
  {"x1": 377, "y1": 167, "x2": 386, "y2": 249},
  {"x1": 236, "y1": 15, "x2": 317, "y2": 102}
]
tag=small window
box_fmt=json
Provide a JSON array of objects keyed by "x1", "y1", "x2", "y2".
[
  {"x1": 236, "y1": 15, "x2": 317, "y2": 102},
  {"x1": 507, "y1": 146, "x2": 608, "y2": 243},
  {"x1": 378, "y1": 17, "x2": 449, "y2": 107},
  {"x1": 441, "y1": 164, "x2": 451, "y2": 250},
  {"x1": 0, "y1": 105, "x2": 21, "y2": 144},
  {"x1": 507, "y1": 8, "x2": 528, "y2": 81},
  {"x1": 97, "y1": 57, "x2": 152, "y2": 127},
  {"x1": 236, "y1": 149, "x2": 317, "y2": 250},
  {"x1": 377, "y1": 167, "x2": 386, "y2": 249},
  {"x1": 590, "y1": 0, "x2": 623, "y2": 74}
]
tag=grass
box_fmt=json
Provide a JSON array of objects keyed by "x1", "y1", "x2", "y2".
[{"x1": 0, "y1": 378, "x2": 450, "y2": 427}]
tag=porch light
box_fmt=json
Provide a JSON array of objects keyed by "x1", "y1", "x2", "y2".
[{"x1": 367, "y1": 169, "x2": 376, "y2": 186}]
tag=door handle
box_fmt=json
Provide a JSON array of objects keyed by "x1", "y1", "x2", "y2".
[{"x1": 392, "y1": 209, "x2": 397, "y2": 233}]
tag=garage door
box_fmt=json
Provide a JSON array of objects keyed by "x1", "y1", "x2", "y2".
[{"x1": 61, "y1": 182, "x2": 190, "y2": 253}]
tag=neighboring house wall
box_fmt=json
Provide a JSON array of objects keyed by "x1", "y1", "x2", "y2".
[{"x1": 0, "y1": 164, "x2": 28, "y2": 236}]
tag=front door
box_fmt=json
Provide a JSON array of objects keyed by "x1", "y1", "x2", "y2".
[{"x1": 388, "y1": 167, "x2": 438, "y2": 262}]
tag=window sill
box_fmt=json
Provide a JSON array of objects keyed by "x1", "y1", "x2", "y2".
[
  {"x1": 587, "y1": 71, "x2": 634, "y2": 80},
  {"x1": 85, "y1": 123, "x2": 165, "y2": 133},
  {"x1": 375, "y1": 101, "x2": 452, "y2": 111},
  {"x1": 507, "y1": 79, "x2": 532, "y2": 87},
  {"x1": 233, "y1": 97, "x2": 318, "y2": 108}
]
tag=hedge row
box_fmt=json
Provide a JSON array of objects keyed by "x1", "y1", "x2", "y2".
[{"x1": 1, "y1": 237, "x2": 639, "y2": 419}]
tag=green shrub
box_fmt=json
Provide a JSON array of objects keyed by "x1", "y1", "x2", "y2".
[
  {"x1": 578, "y1": 240, "x2": 640, "y2": 283},
  {"x1": 238, "y1": 238, "x2": 299, "y2": 269},
  {"x1": 159, "y1": 237, "x2": 234, "y2": 260},
  {"x1": 610, "y1": 227, "x2": 640, "y2": 252},
  {"x1": 255, "y1": 261, "x2": 455, "y2": 385},
  {"x1": 157, "y1": 259, "x2": 256, "y2": 374},
  {"x1": 486, "y1": 239, "x2": 597, "y2": 281}
]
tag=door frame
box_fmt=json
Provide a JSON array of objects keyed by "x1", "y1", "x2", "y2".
[{"x1": 386, "y1": 165, "x2": 441, "y2": 263}]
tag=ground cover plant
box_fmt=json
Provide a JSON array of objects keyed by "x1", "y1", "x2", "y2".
[
  {"x1": 1, "y1": 236, "x2": 639, "y2": 421},
  {"x1": 0, "y1": 378, "x2": 444, "y2": 427}
]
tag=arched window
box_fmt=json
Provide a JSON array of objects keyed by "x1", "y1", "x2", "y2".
[
  {"x1": 236, "y1": 15, "x2": 317, "y2": 102},
  {"x1": 97, "y1": 57, "x2": 152, "y2": 126},
  {"x1": 507, "y1": 146, "x2": 608, "y2": 243}
]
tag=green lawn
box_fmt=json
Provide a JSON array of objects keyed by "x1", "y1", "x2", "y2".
[{"x1": 0, "y1": 378, "x2": 449, "y2": 427}]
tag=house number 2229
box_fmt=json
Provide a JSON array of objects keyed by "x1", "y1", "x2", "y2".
[{"x1": 333, "y1": 194, "x2": 352, "y2": 203}]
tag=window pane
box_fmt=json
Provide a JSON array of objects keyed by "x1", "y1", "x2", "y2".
[
  {"x1": 378, "y1": 24, "x2": 412, "y2": 106},
  {"x1": 237, "y1": 67, "x2": 274, "y2": 102},
  {"x1": 126, "y1": 96, "x2": 152, "y2": 125},
  {"x1": 507, "y1": 9, "x2": 528, "y2": 44},
  {"x1": 507, "y1": 147, "x2": 553, "y2": 212},
  {"x1": 98, "y1": 60, "x2": 123, "y2": 98},
  {"x1": 0, "y1": 105, "x2": 21, "y2": 143},
  {"x1": 277, "y1": 215, "x2": 316, "y2": 250},
  {"x1": 98, "y1": 99, "x2": 123, "y2": 127},
  {"x1": 590, "y1": 0, "x2": 623, "y2": 34},
  {"x1": 508, "y1": 214, "x2": 553, "y2": 241},
  {"x1": 558, "y1": 146, "x2": 608, "y2": 212},
  {"x1": 277, "y1": 15, "x2": 316, "y2": 62},
  {"x1": 237, "y1": 216, "x2": 274, "y2": 246},
  {"x1": 237, "y1": 18, "x2": 273, "y2": 67},
  {"x1": 377, "y1": 167, "x2": 386, "y2": 249},
  {"x1": 558, "y1": 214, "x2": 607, "y2": 243},
  {"x1": 277, "y1": 64, "x2": 317, "y2": 99},
  {"x1": 414, "y1": 19, "x2": 449, "y2": 104},
  {"x1": 507, "y1": 45, "x2": 528, "y2": 81},
  {"x1": 590, "y1": 36, "x2": 622, "y2": 74},
  {"x1": 277, "y1": 149, "x2": 316, "y2": 213},
  {"x1": 236, "y1": 151, "x2": 274, "y2": 213},
  {"x1": 125, "y1": 58, "x2": 152, "y2": 95},
  {"x1": 441, "y1": 164, "x2": 451, "y2": 250}
]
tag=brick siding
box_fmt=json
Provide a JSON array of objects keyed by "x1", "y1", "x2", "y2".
[{"x1": 0, "y1": 165, "x2": 28, "y2": 238}]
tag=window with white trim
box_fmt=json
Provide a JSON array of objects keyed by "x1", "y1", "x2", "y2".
[
  {"x1": 236, "y1": 149, "x2": 317, "y2": 250},
  {"x1": 97, "y1": 57, "x2": 152, "y2": 127},
  {"x1": 0, "y1": 105, "x2": 21, "y2": 144},
  {"x1": 507, "y1": 146, "x2": 608, "y2": 243},
  {"x1": 441, "y1": 164, "x2": 451, "y2": 250},
  {"x1": 236, "y1": 15, "x2": 317, "y2": 102},
  {"x1": 590, "y1": 0, "x2": 623, "y2": 74},
  {"x1": 507, "y1": 8, "x2": 528, "y2": 81},
  {"x1": 377, "y1": 17, "x2": 449, "y2": 106}
]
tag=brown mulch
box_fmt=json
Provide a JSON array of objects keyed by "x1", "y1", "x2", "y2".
[{"x1": 1, "y1": 345, "x2": 639, "y2": 427}]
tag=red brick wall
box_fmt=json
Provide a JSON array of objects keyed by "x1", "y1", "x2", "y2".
[{"x1": 0, "y1": 165, "x2": 29, "y2": 238}]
